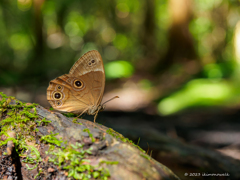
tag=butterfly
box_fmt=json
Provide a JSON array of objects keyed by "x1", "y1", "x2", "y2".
[{"x1": 46, "y1": 50, "x2": 118, "y2": 122}]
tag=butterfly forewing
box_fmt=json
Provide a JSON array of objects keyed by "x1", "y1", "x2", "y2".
[
  {"x1": 68, "y1": 50, "x2": 105, "y2": 106},
  {"x1": 46, "y1": 50, "x2": 105, "y2": 114}
]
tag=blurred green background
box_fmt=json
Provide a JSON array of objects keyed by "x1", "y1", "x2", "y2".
[{"x1": 1, "y1": 0, "x2": 240, "y2": 115}]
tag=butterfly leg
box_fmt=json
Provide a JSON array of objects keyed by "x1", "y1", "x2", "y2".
[
  {"x1": 77, "y1": 108, "x2": 88, "y2": 118},
  {"x1": 93, "y1": 113, "x2": 98, "y2": 123},
  {"x1": 93, "y1": 105, "x2": 103, "y2": 123}
]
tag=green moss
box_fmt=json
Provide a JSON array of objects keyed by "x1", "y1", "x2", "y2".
[
  {"x1": 36, "y1": 118, "x2": 51, "y2": 126},
  {"x1": 44, "y1": 135, "x2": 117, "y2": 180},
  {"x1": 140, "y1": 154, "x2": 151, "y2": 160},
  {"x1": 100, "y1": 161, "x2": 119, "y2": 165},
  {"x1": 0, "y1": 92, "x2": 41, "y2": 170},
  {"x1": 23, "y1": 145, "x2": 42, "y2": 170},
  {"x1": 0, "y1": 92, "x2": 117, "y2": 179},
  {"x1": 72, "y1": 118, "x2": 83, "y2": 125},
  {"x1": 106, "y1": 128, "x2": 146, "y2": 153},
  {"x1": 40, "y1": 133, "x2": 64, "y2": 146},
  {"x1": 83, "y1": 128, "x2": 95, "y2": 142},
  {"x1": 34, "y1": 169, "x2": 43, "y2": 179},
  {"x1": 63, "y1": 112, "x2": 76, "y2": 117},
  {"x1": 47, "y1": 142, "x2": 111, "y2": 180}
]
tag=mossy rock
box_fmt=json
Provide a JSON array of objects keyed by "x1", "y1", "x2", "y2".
[{"x1": 0, "y1": 92, "x2": 180, "y2": 180}]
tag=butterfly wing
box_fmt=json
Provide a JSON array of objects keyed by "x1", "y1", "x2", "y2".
[
  {"x1": 46, "y1": 75, "x2": 88, "y2": 113},
  {"x1": 68, "y1": 50, "x2": 105, "y2": 106},
  {"x1": 46, "y1": 50, "x2": 105, "y2": 114}
]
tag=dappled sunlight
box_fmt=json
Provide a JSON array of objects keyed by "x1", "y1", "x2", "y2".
[
  {"x1": 103, "y1": 81, "x2": 153, "y2": 111},
  {"x1": 101, "y1": 27, "x2": 116, "y2": 43},
  {"x1": 1, "y1": 1, "x2": 240, "y2": 116},
  {"x1": 217, "y1": 145, "x2": 240, "y2": 161},
  {"x1": 158, "y1": 79, "x2": 233, "y2": 115},
  {"x1": 18, "y1": 0, "x2": 32, "y2": 11},
  {"x1": 116, "y1": 3, "x2": 130, "y2": 19},
  {"x1": 47, "y1": 33, "x2": 65, "y2": 49}
]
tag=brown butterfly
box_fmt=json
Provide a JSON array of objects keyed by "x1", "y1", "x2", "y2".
[{"x1": 46, "y1": 50, "x2": 118, "y2": 122}]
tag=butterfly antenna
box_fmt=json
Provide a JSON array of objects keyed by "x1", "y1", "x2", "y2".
[{"x1": 102, "y1": 96, "x2": 119, "y2": 105}]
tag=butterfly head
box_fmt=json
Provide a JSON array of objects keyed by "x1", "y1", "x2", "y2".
[{"x1": 87, "y1": 104, "x2": 104, "y2": 115}]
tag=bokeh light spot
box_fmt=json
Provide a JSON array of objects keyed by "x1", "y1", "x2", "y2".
[
  {"x1": 101, "y1": 27, "x2": 116, "y2": 43},
  {"x1": 204, "y1": 64, "x2": 223, "y2": 79},
  {"x1": 47, "y1": 33, "x2": 64, "y2": 49},
  {"x1": 116, "y1": 3, "x2": 130, "y2": 18},
  {"x1": 18, "y1": 0, "x2": 32, "y2": 11},
  {"x1": 138, "y1": 79, "x2": 152, "y2": 90},
  {"x1": 65, "y1": 22, "x2": 80, "y2": 37},
  {"x1": 9, "y1": 33, "x2": 31, "y2": 50},
  {"x1": 105, "y1": 61, "x2": 134, "y2": 79},
  {"x1": 113, "y1": 34, "x2": 128, "y2": 50},
  {"x1": 70, "y1": 36, "x2": 84, "y2": 51}
]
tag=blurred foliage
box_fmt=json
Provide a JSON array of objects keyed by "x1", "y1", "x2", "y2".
[
  {"x1": 158, "y1": 79, "x2": 234, "y2": 115},
  {"x1": 1, "y1": 0, "x2": 240, "y2": 115},
  {"x1": 105, "y1": 61, "x2": 134, "y2": 79}
]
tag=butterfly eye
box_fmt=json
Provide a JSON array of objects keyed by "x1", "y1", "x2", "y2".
[
  {"x1": 56, "y1": 100, "x2": 62, "y2": 106},
  {"x1": 57, "y1": 86, "x2": 62, "y2": 90},
  {"x1": 88, "y1": 59, "x2": 96, "y2": 66},
  {"x1": 74, "y1": 79, "x2": 84, "y2": 88},
  {"x1": 53, "y1": 92, "x2": 63, "y2": 100}
]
